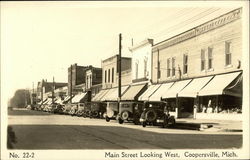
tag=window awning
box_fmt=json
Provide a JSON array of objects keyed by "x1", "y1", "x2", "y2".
[
  {"x1": 46, "y1": 98, "x2": 53, "y2": 105},
  {"x1": 178, "y1": 76, "x2": 213, "y2": 98},
  {"x1": 162, "y1": 79, "x2": 192, "y2": 99},
  {"x1": 102, "y1": 86, "x2": 129, "y2": 101},
  {"x1": 198, "y1": 71, "x2": 242, "y2": 97},
  {"x1": 149, "y1": 82, "x2": 174, "y2": 101},
  {"x1": 92, "y1": 89, "x2": 109, "y2": 102},
  {"x1": 71, "y1": 92, "x2": 87, "y2": 103},
  {"x1": 121, "y1": 83, "x2": 147, "y2": 101},
  {"x1": 138, "y1": 84, "x2": 161, "y2": 101}
]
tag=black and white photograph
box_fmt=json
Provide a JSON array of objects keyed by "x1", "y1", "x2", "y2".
[{"x1": 1, "y1": 1, "x2": 249, "y2": 160}]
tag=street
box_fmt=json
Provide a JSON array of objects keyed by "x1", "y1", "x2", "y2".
[{"x1": 8, "y1": 109, "x2": 242, "y2": 149}]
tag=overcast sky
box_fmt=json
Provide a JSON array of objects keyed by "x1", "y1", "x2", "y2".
[{"x1": 1, "y1": 1, "x2": 245, "y2": 103}]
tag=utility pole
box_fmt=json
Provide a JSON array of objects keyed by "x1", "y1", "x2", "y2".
[
  {"x1": 52, "y1": 76, "x2": 55, "y2": 104},
  {"x1": 118, "y1": 33, "x2": 122, "y2": 113}
]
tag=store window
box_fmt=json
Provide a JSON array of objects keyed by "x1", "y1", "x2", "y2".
[
  {"x1": 208, "y1": 47, "x2": 213, "y2": 69},
  {"x1": 201, "y1": 49, "x2": 205, "y2": 71},
  {"x1": 183, "y1": 54, "x2": 188, "y2": 74},
  {"x1": 225, "y1": 42, "x2": 232, "y2": 66}
]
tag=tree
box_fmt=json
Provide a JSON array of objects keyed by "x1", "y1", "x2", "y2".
[{"x1": 9, "y1": 89, "x2": 31, "y2": 108}]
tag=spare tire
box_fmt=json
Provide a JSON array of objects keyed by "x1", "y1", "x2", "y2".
[
  {"x1": 145, "y1": 109, "x2": 157, "y2": 122},
  {"x1": 121, "y1": 111, "x2": 129, "y2": 120}
]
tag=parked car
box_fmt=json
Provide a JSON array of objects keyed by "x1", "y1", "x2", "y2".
[
  {"x1": 69, "y1": 104, "x2": 78, "y2": 116},
  {"x1": 52, "y1": 104, "x2": 64, "y2": 114},
  {"x1": 117, "y1": 102, "x2": 144, "y2": 124},
  {"x1": 105, "y1": 102, "x2": 119, "y2": 122},
  {"x1": 139, "y1": 103, "x2": 175, "y2": 128},
  {"x1": 90, "y1": 103, "x2": 106, "y2": 118},
  {"x1": 75, "y1": 103, "x2": 85, "y2": 117},
  {"x1": 63, "y1": 104, "x2": 72, "y2": 115}
]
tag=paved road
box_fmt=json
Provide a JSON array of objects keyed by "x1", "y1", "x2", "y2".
[{"x1": 8, "y1": 109, "x2": 242, "y2": 149}]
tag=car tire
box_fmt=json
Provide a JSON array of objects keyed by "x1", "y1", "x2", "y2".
[
  {"x1": 142, "y1": 122, "x2": 146, "y2": 127},
  {"x1": 118, "y1": 118, "x2": 124, "y2": 124},
  {"x1": 105, "y1": 116, "x2": 110, "y2": 122}
]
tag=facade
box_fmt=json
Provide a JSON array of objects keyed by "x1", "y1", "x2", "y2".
[
  {"x1": 101, "y1": 55, "x2": 132, "y2": 89},
  {"x1": 150, "y1": 8, "x2": 242, "y2": 120},
  {"x1": 85, "y1": 66, "x2": 102, "y2": 91},
  {"x1": 129, "y1": 39, "x2": 154, "y2": 83},
  {"x1": 37, "y1": 79, "x2": 67, "y2": 101},
  {"x1": 68, "y1": 63, "x2": 88, "y2": 95}
]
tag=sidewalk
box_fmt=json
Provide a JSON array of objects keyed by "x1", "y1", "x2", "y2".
[{"x1": 175, "y1": 118, "x2": 242, "y2": 132}]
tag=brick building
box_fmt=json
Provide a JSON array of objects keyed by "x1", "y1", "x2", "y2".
[
  {"x1": 145, "y1": 8, "x2": 242, "y2": 120},
  {"x1": 101, "y1": 55, "x2": 132, "y2": 89}
]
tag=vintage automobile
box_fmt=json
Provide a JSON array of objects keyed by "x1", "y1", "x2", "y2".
[
  {"x1": 90, "y1": 102, "x2": 107, "y2": 118},
  {"x1": 52, "y1": 104, "x2": 64, "y2": 114},
  {"x1": 105, "y1": 102, "x2": 119, "y2": 122},
  {"x1": 69, "y1": 104, "x2": 78, "y2": 116},
  {"x1": 117, "y1": 102, "x2": 144, "y2": 124},
  {"x1": 63, "y1": 103, "x2": 73, "y2": 115},
  {"x1": 75, "y1": 103, "x2": 85, "y2": 117},
  {"x1": 139, "y1": 103, "x2": 175, "y2": 128}
]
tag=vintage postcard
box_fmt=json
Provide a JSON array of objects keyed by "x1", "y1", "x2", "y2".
[{"x1": 1, "y1": 1, "x2": 249, "y2": 160}]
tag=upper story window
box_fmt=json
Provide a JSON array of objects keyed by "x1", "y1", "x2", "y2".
[
  {"x1": 105, "y1": 70, "x2": 107, "y2": 83},
  {"x1": 172, "y1": 57, "x2": 176, "y2": 77},
  {"x1": 108, "y1": 69, "x2": 110, "y2": 83},
  {"x1": 158, "y1": 61, "x2": 161, "y2": 79},
  {"x1": 112, "y1": 68, "x2": 114, "y2": 83},
  {"x1": 201, "y1": 49, "x2": 205, "y2": 71},
  {"x1": 144, "y1": 58, "x2": 148, "y2": 78},
  {"x1": 225, "y1": 41, "x2": 232, "y2": 66},
  {"x1": 167, "y1": 58, "x2": 171, "y2": 77},
  {"x1": 135, "y1": 62, "x2": 139, "y2": 79},
  {"x1": 208, "y1": 47, "x2": 213, "y2": 69},
  {"x1": 183, "y1": 54, "x2": 188, "y2": 74}
]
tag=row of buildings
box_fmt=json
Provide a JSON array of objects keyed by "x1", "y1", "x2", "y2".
[{"x1": 34, "y1": 8, "x2": 243, "y2": 120}]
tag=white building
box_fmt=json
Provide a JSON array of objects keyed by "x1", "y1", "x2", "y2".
[{"x1": 129, "y1": 39, "x2": 154, "y2": 83}]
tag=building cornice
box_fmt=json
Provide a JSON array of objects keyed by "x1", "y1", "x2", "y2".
[
  {"x1": 129, "y1": 39, "x2": 154, "y2": 52},
  {"x1": 152, "y1": 8, "x2": 242, "y2": 52}
]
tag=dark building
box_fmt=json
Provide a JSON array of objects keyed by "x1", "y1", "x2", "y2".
[{"x1": 68, "y1": 63, "x2": 88, "y2": 95}]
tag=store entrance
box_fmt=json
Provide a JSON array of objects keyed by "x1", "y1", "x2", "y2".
[{"x1": 178, "y1": 98, "x2": 194, "y2": 118}]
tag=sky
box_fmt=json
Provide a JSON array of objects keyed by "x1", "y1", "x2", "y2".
[{"x1": 1, "y1": 1, "x2": 244, "y2": 103}]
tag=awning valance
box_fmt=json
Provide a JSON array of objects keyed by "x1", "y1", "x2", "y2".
[
  {"x1": 178, "y1": 76, "x2": 213, "y2": 98},
  {"x1": 149, "y1": 82, "x2": 174, "y2": 101},
  {"x1": 71, "y1": 92, "x2": 87, "y2": 103},
  {"x1": 138, "y1": 84, "x2": 161, "y2": 101},
  {"x1": 162, "y1": 79, "x2": 192, "y2": 99},
  {"x1": 102, "y1": 86, "x2": 129, "y2": 101},
  {"x1": 121, "y1": 83, "x2": 147, "y2": 101},
  {"x1": 198, "y1": 71, "x2": 242, "y2": 97}
]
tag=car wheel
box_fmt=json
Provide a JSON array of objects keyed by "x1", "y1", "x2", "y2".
[
  {"x1": 105, "y1": 116, "x2": 110, "y2": 122},
  {"x1": 142, "y1": 122, "x2": 146, "y2": 127},
  {"x1": 118, "y1": 118, "x2": 124, "y2": 124}
]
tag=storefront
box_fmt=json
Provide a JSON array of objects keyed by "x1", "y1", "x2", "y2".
[
  {"x1": 91, "y1": 89, "x2": 109, "y2": 118},
  {"x1": 118, "y1": 83, "x2": 147, "y2": 123},
  {"x1": 178, "y1": 76, "x2": 213, "y2": 118},
  {"x1": 161, "y1": 79, "x2": 192, "y2": 118},
  {"x1": 196, "y1": 71, "x2": 242, "y2": 120}
]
